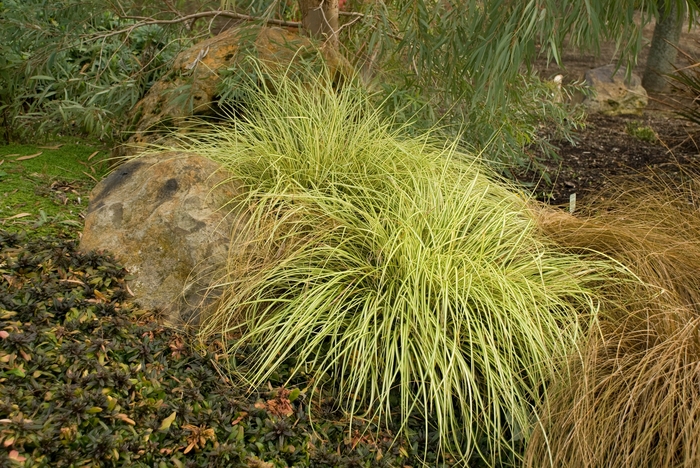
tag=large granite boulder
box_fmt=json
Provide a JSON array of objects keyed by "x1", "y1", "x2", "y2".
[
  {"x1": 583, "y1": 65, "x2": 648, "y2": 116},
  {"x1": 80, "y1": 153, "x2": 243, "y2": 324},
  {"x1": 122, "y1": 26, "x2": 350, "y2": 155}
]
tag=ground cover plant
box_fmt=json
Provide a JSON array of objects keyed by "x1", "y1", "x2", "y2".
[
  {"x1": 0, "y1": 231, "x2": 414, "y2": 467},
  {"x1": 170, "y1": 69, "x2": 626, "y2": 465},
  {"x1": 525, "y1": 170, "x2": 700, "y2": 467}
]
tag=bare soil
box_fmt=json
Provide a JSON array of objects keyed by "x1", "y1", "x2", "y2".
[
  {"x1": 522, "y1": 113, "x2": 700, "y2": 205},
  {"x1": 521, "y1": 18, "x2": 700, "y2": 206}
]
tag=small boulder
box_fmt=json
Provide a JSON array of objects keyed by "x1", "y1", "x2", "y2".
[
  {"x1": 80, "y1": 153, "x2": 242, "y2": 324},
  {"x1": 122, "y1": 26, "x2": 351, "y2": 155},
  {"x1": 583, "y1": 65, "x2": 648, "y2": 116}
]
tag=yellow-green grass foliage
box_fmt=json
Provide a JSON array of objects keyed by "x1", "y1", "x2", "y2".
[{"x1": 175, "y1": 70, "x2": 615, "y2": 464}]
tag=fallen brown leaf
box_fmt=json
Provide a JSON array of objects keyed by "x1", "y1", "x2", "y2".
[
  {"x1": 4, "y1": 213, "x2": 31, "y2": 220},
  {"x1": 266, "y1": 397, "x2": 294, "y2": 418},
  {"x1": 115, "y1": 414, "x2": 136, "y2": 425},
  {"x1": 247, "y1": 457, "x2": 274, "y2": 468},
  {"x1": 38, "y1": 144, "x2": 63, "y2": 150},
  {"x1": 260, "y1": 388, "x2": 295, "y2": 418},
  {"x1": 16, "y1": 152, "x2": 43, "y2": 161},
  {"x1": 169, "y1": 336, "x2": 186, "y2": 359},
  {"x1": 231, "y1": 412, "x2": 248, "y2": 425},
  {"x1": 87, "y1": 151, "x2": 99, "y2": 161},
  {"x1": 183, "y1": 424, "x2": 216, "y2": 453},
  {"x1": 93, "y1": 289, "x2": 107, "y2": 303},
  {"x1": 2, "y1": 274, "x2": 19, "y2": 288},
  {"x1": 8, "y1": 450, "x2": 26, "y2": 462},
  {"x1": 82, "y1": 171, "x2": 98, "y2": 182},
  {"x1": 59, "y1": 279, "x2": 85, "y2": 285}
]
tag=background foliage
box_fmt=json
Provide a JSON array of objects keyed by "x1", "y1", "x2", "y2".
[
  {"x1": 0, "y1": 0, "x2": 189, "y2": 144},
  {"x1": 2, "y1": 0, "x2": 696, "y2": 176}
]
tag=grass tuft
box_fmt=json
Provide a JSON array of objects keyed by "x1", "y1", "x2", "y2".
[
  {"x1": 527, "y1": 169, "x2": 700, "y2": 468},
  {"x1": 175, "y1": 67, "x2": 615, "y2": 464},
  {"x1": 534, "y1": 169, "x2": 700, "y2": 314}
]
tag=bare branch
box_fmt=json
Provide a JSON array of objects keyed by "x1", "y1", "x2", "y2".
[
  {"x1": 337, "y1": 13, "x2": 363, "y2": 35},
  {"x1": 99, "y1": 10, "x2": 302, "y2": 39},
  {"x1": 339, "y1": 11, "x2": 365, "y2": 17}
]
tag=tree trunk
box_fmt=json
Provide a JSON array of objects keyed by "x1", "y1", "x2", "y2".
[
  {"x1": 642, "y1": 0, "x2": 687, "y2": 93},
  {"x1": 299, "y1": 0, "x2": 339, "y2": 48}
]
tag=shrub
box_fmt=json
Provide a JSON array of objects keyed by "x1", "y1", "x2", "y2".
[
  {"x1": 625, "y1": 121, "x2": 658, "y2": 143},
  {"x1": 176, "y1": 69, "x2": 617, "y2": 464}
]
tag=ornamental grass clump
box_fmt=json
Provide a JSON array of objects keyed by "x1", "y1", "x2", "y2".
[
  {"x1": 526, "y1": 170, "x2": 700, "y2": 467},
  {"x1": 525, "y1": 305, "x2": 700, "y2": 468},
  {"x1": 182, "y1": 70, "x2": 613, "y2": 464},
  {"x1": 534, "y1": 170, "x2": 700, "y2": 314}
]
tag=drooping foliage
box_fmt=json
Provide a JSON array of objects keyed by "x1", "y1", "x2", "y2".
[
  {"x1": 527, "y1": 169, "x2": 700, "y2": 467},
  {"x1": 2, "y1": 0, "x2": 698, "y2": 175},
  {"x1": 175, "y1": 68, "x2": 619, "y2": 465},
  {"x1": 670, "y1": 50, "x2": 700, "y2": 127},
  {"x1": 0, "y1": 0, "x2": 189, "y2": 143}
]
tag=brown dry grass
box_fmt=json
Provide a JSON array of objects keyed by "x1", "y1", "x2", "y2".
[
  {"x1": 526, "y1": 169, "x2": 700, "y2": 468},
  {"x1": 534, "y1": 170, "x2": 700, "y2": 312}
]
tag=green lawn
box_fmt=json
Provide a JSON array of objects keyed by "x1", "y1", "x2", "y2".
[{"x1": 0, "y1": 142, "x2": 110, "y2": 238}]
